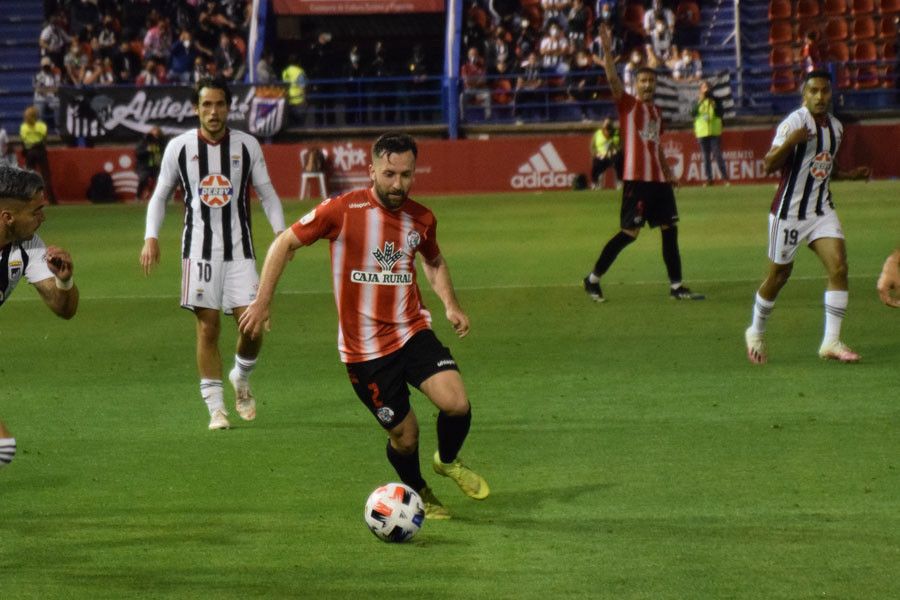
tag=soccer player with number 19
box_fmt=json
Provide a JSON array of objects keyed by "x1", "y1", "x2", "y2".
[
  {"x1": 744, "y1": 70, "x2": 870, "y2": 364},
  {"x1": 140, "y1": 77, "x2": 286, "y2": 429}
]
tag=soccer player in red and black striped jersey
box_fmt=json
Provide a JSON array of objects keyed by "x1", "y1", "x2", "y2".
[
  {"x1": 583, "y1": 24, "x2": 703, "y2": 303},
  {"x1": 140, "y1": 78, "x2": 286, "y2": 430},
  {"x1": 744, "y1": 71, "x2": 870, "y2": 364},
  {"x1": 239, "y1": 132, "x2": 489, "y2": 519}
]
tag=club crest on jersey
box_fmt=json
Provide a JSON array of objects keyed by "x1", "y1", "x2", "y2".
[
  {"x1": 810, "y1": 152, "x2": 833, "y2": 180},
  {"x1": 639, "y1": 120, "x2": 660, "y2": 143},
  {"x1": 198, "y1": 173, "x2": 234, "y2": 207},
  {"x1": 351, "y1": 241, "x2": 412, "y2": 286},
  {"x1": 8, "y1": 259, "x2": 22, "y2": 281},
  {"x1": 406, "y1": 230, "x2": 421, "y2": 251}
]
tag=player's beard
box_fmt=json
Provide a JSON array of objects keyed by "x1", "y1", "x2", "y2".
[{"x1": 374, "y1": 185, "x2": 407, "y2": 210}]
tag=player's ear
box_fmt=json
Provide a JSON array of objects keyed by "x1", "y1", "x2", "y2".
[{"x1": 368, "y1": 163, "x2": 375, "y2": 183}]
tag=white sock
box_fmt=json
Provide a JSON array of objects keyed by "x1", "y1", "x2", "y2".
[
  {"x1": 200, "y1": 379, "x2": 225, "y2": 415},
  {"x1": 670, "y1": 281, "x2": 683, "y2": 290},
  {"x1": 0, "y1": 437, "x2": 16, "y2": 467},
  {"x1": 588, "y1": 273, "x2": 600, "y2": 284},
  {"x1": 822, "y1": 290, "x2": 849, "y2": 345},
  {"x1": 232, "y1": 354, "x2": 257, "y2": 381},
  {"x1": 750, "y1": 293, "x2": 775, "y2": 334}
]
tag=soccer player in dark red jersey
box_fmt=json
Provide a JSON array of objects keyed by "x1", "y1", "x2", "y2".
[
  {"x1": 583, "y1": 24, "x2": 703, "y2": 303},
  {"x1": 239, "y1": 132, "x2": 489, "y2": 519}
]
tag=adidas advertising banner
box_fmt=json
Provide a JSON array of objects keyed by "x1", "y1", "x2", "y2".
[
  {"x1": 57, "y1": 85, "x2": 287, "y2": 143},
  {"x1": 655, "y1": 73, "x2": 736, "y2": 124},
  {"x1": 44, "y1": 125, "x2": 895, "y2": 202}
]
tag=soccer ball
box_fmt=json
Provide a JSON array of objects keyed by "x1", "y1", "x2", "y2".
[{"x1": 364, "y1": 482, "x2": 425, "y2": 543}]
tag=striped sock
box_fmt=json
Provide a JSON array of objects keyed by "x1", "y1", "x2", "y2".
[
  {"x1": 200, "y1": 379, "x2": 225, "y2": 415},
  {"x1": 232, "y1": 354, "x2": 257, "y2": 381},
  {"x1": 750, "y1": 293, "x2": 776, "y2": 333},
  {"x1": 0, "y1": 437, "x2": 16, "y2": 467},
  {"x1": 823, "y1": 290, "x2": 849, "y2": 345}
]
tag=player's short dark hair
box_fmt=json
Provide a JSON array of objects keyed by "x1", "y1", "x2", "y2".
[
  {"x1": 0, "y1": 165, "x2": 44, "y2": 203},
  {"x1": 372, "y1": 132, "x2": 418, "y2": 160},
  {"x1": 804, "y1": 70, "x2": 832, "y2": 85},
  {"x1": 636, "y1": 66, "x2": 657, "y2": 78},
  {"x1": 192, "y1": 76, "x2": 232, "y2": 105}
]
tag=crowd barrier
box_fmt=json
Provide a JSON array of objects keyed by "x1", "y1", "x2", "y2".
[{"x1": 45, "y1": 122, "x2": 899, "y2": 203}]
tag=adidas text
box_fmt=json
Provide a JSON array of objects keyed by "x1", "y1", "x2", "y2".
[{"x1": 511, "y1": 171, "x2": 576, "y2": 189}]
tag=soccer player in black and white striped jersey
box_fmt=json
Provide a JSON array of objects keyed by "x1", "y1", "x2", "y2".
[
  {"x1": 140, "y1": 78, "x2": 286, "y2": 430},
  {"x1": 744, "y1": 71, "x2": 870, "y2": 365}
]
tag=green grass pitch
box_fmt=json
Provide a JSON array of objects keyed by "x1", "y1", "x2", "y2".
[{"x1": 1, "y1": 182, "x2": 898, "y2": 599}]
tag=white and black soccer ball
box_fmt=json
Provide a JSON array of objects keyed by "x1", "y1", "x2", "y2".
[{"x1": 364, "y1": 482, "x2": 425, "y2": 543}]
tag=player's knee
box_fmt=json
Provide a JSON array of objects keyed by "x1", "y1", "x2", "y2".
[
  {"x1": 389, "y1": 429, "x2": 419, "y2": 454},
  {"x1": 0, "y1": 438, "x2": 16, "y2": 468},
  {"x1": 442, "y1": 396, "x2": 471, "y2": 417}
]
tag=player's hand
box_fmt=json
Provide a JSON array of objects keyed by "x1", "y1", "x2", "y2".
[
  {"x1": 140, "y1": 238, "x2": 160, "y2": 276},
  {"x1": 446, "y1": 307, "x2": 470, "y2": 338},
  {"x1": 877, "y1": 253, "x2": 900, "y2": 308},
  {"x1": 238, "y1": 301, "x2": 271, "y2": 339},
  {"x1": 787, "y1": 127, "x2": 813, "y2": 147},
  {"x1": 44, "y1": 246, "x2": 74, "y2": 281}
]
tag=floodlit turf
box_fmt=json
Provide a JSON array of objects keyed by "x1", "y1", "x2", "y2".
[{"x1": 1, "y1": 182, "x2": 898, "y2": 599}]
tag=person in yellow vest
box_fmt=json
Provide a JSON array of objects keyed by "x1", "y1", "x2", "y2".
[
  {"x1": 590, "y1": 117, "x2": 623, "y2": 189},
  {"x1": 19, "y1": 106, "x2": 57, "y2": 204},
  {"x1": 691, "y1": 80, "x2": 729, "y2": 186},
  {"x1": 281, "y1": 55, "x2": 307, "y2": 127}
]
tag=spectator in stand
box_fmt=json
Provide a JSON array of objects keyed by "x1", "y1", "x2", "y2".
[
  {"x1": 567, "y1": 0, "x2": 590, "y2": 51},
  {"x1": 646, "y1": 15, "x2": 675, "y2": 69},
  {"x1": 673, "y1": 47, "x2": 702, "y2": 81},
  {"x1": 308, "y1": 31, "x2": 338, "y2": 125},
  {"x1": 643, "y1": 0, "x2": 675, "y2": 37},
  {"x1": 368, "y1": 40, "x2": 395, "y2": 124},
  {"x1": 513, "y1": 18, "x2": 540, "y2": 62},
  {"x1": 674, "y1": 0, "x2": 701, "y2": 47},
  {"x1": 0, "y1": 128, "x2": 16, "y2": 167},
  {"x1": 40, "y1": 13, "x2": 71, "y2": 69},
  {"x1": 256, "y1": 50, "x2": 276, "y2": 84},
  {"x1": 34, "y1": 57, "x2": 61, "y2": 132},
  {"x1": 489, "y1": 57, "x2": 515, "y2": 120},
  {"x1": 489, "y1": 0, "x2": 520, "y2": 29},
  {"x1": 664, "y1": 43, "x2": 682, "y2": 74},
  {"x1": 343, "y1": 45, "x2": 366, "y2": 125},
  {"x1": 568, "y1": 49, "x2": 597, "y2": 120},
  {"x1": 594, "y1": 1, "x2": 615, "y2": 27},
  {"x1": 97, "y1": 14, "x2": 119, "y2": 59},
  {"x1": 114, "y1": 37, "x2": 142, "y2": 83},
  {"x1": 143, "y1": 18, "x2": 172, "y2": 64},
  {"x1": 461, "y1": 46, "x2": 490, "y2": 119},
  {"x1": 515, "y1": 51, "x2": 544, "y2": 121},
  {"x1": 97, "y1": 57, "x2": 117, "y2": 86},
  {"x1": 213, "y1": 32, "x2": 244, "y2": 81},
  {"x1": 69, "y1": 0, "x2": 101, "y2": 39},
  {"x1": 64, "y1": 39, "x2": 88, "y2": 85},
  {"x1": 486, "y1": 25, "x2": 513, "y2": 72},
  {"x1": 167, "y1": 29, "x2": 197, "y2": 83},
  {"x1": 801, "y1": 31, "x2": 823, "y2": 74},
  {"x1": 590, "y1": 18, "x2": 622, "y2": 67},
  {"x1": 540, "y1": 20, "x2": 572, "y2": 73},
  {"x1": 542, "y1": 0, "x2": 571, "y2": 30},
  {"x1": 463, "y1": 2, "x2": 490, "y2": 52},
  {"x1": 20, "y1": 106, "x2": 56, "y2": 204},
  {"x1": 136, "y1": 58, "x2": 163, "y2": 86},
  {"x1": 622, "y1": 49, "x2": 645, "y2": 96},
  {"x1": 194, "y1": 3, "x2": 221, "y2": 60},
  {"x1": 193, "y1": 56, "x2": 212, "y2": 83},
  {"x1": 406, "y1": 44, "x2": 430, "y2": 123},
  {"x1": 82, "y1": 57, "x2": 104, "y2": 86}
]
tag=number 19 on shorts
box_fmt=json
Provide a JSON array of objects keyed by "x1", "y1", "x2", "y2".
[{"x1": 782, "y1": 228, "x2": 799, "y2": 246}]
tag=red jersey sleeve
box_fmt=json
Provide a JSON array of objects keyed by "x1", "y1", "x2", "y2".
[
  {"x1": 418, "y1": 217, "x2": 440, "y2": 262},
  {"x1": 291, "y1": 197, "x2": 344, "y2": 245}
]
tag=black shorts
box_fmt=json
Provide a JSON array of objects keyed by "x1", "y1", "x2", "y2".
[
  {"x1": 620, "y1": 181, "x2": 679, "y2": 229},
  {"x1": 345, "y1": 329, "x2": 459, "y2": 430}
]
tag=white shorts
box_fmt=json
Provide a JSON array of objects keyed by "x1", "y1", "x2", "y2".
[
  {"x1": 181, "y1": 258, "x2": 259, "y2": 314},
  {"x1": 768, "y1": 211, "x2": 844, "y2": 265}
]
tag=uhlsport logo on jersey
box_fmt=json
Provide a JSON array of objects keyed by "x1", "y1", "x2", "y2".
[
  {"x1": 351, "y1": 241, "x2": 413, "y2": 286},
  {"x1": 511, "y1": 142, "x2": 576, "y2": 189},
  {"x1": 810, "y1": 151, "x2": 833, "y2": 179},
  {"x1": 198, "y1": 174, "x2": 234, "y2": 207}
]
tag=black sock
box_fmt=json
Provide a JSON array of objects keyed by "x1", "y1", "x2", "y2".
[
  {"x1": 661, "y1": 226, "x2": 683, "y2": 284},
  {"x1": 436, "y1": 409, "x2": 472, "y2": 464},
  {"x1": 592, "y1": 231, "x2": 635, "y2": 277},
  {"x1": 386, "y1": 440, "x2": 426, "y2": 492}
]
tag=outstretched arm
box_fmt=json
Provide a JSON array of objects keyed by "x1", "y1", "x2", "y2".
[
  {"x1": 32, "y1": 245, "x2": 78, "y2": 319},
  {"x1": 597, "y1": 24, "x2": 623, "y2": 101},
  {"x1": 421, "y1": 254, "x2": 469, "y2": 338},
  {"x1": 238, "y1": 228, "x2": 303, "y2": 338}
]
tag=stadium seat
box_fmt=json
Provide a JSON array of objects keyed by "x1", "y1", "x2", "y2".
[
  {"x1": 854, "y1": 41, "x2": 880, "y2": 87},
  {"x1": 769, "y1": 21, "x2": 794, "y2": 45},
  {"x1": 825, "y1": 17, "x2": 850, "y2": 40},
  {"x1": 796, "y1": 19, "x2": 821, "y2": 41},
  {"x1": 769, "y1": 44, "x2": 795, "y2": 66},
  {"x1": 882, "y1": 41, "x2": 897, "y2": 86},
  {"x1": 768, "y1": 0, "x2": 793, "y2": 20},
  {"x1": 851, "y1": 0, "x2": 875, "y2": 14},
  {"x1": 797, "y1": 0, "x2": 821, "y2": 19},
  {"x1": 880, "y1": 0, "x2": 900, "y2": 14},
  {"x1": 771, "y1": 68, "x2": 798, "y2": 93},
  {"x1": 852, "y1": 16, "x2": 877, "y2": 39},
  {"x1": 827, "y1": 42, "x2": 853, "y2": 87},
  {"x1": 824, "y1": 0, "x2": 849, "y2": 15},
  {"x1": 676, "y1": 1, "x2": 701, "y2": 26},
  {"x1": 623, "y1": 2, "x2": 646, "y2": 35},
  {"x1": 880, "y1": 14, "x2": 898, "y2": 38}
]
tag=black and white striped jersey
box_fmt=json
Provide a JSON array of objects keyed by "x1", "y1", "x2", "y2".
[
  {"x1": 770, "y1": 107, "x2": 843, "y2": 221},
  {"x1": 0, "y1": 234, "x2": 53, "y2": 308},
  {"x1": 144, "y1": 128, "x2": 286, "y2": 261}
]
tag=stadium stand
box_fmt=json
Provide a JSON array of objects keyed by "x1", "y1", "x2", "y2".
[{"x1": 0, "y1": 1, "x2": 43, "y2": 135}]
